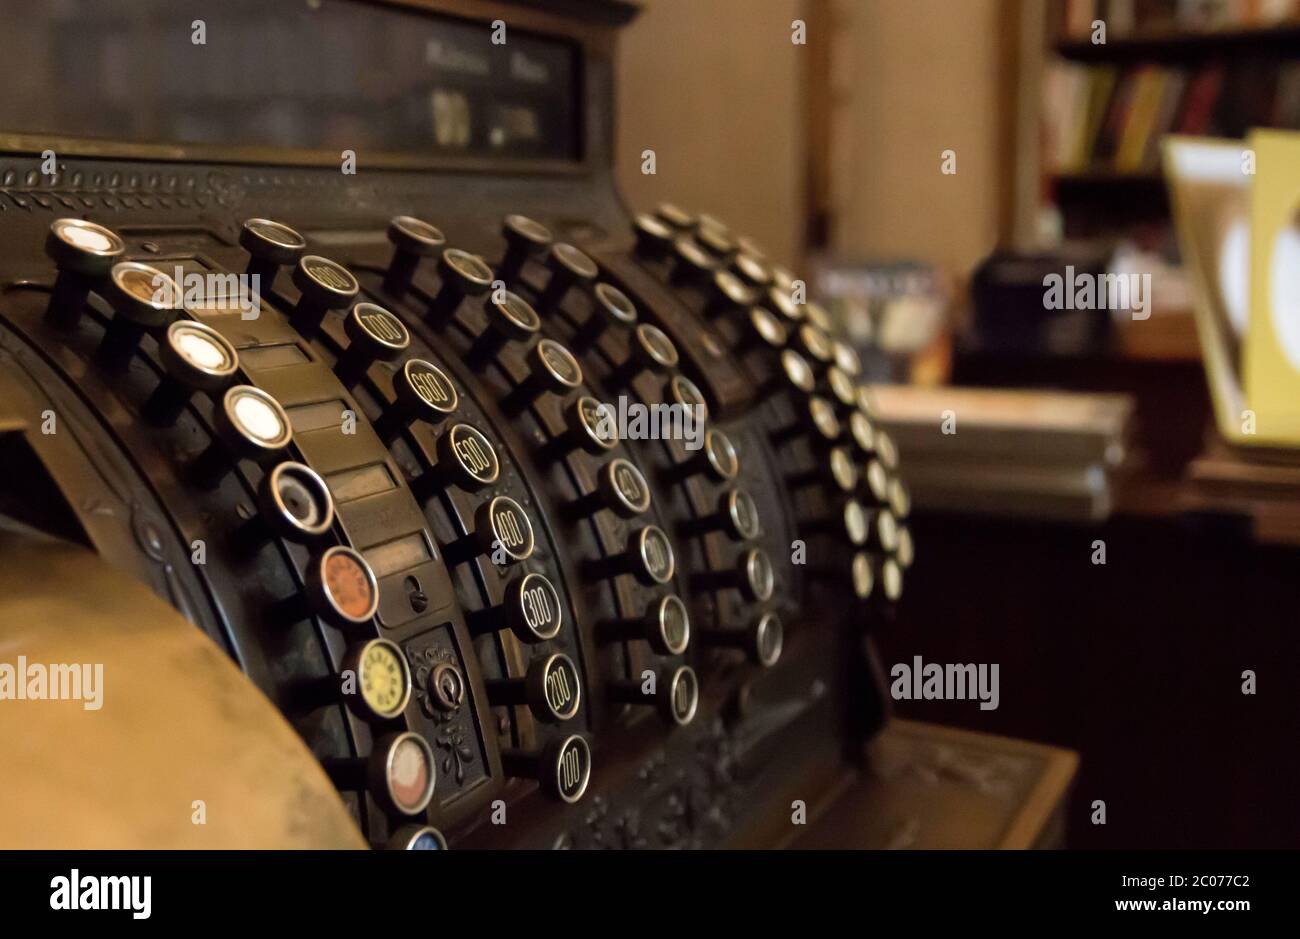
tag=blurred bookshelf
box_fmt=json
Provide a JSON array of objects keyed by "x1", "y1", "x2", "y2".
[
  {"x1": 1014, "y1": 0, "x2": 1300, "y2": 373},
  {"x1": 1043, "y1": 2, "x2": 1300, "y2": 227},
  {"x1": 1055, "y1": 20, "x2": 1300, "y2": 64}
]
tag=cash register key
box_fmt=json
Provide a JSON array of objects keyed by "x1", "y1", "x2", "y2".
[
  {"x1": 881, "y1": 556, "x2": 904, "y2": 602},
  {"x1": 500, "y1": 339, "x2": 584, "y2": 414},
  {"x1": 239, "y1": 460, "x2": 336, "y2": 547},
  {"x1": 692, "y1": 547, "x2": 775, "y2": 603},
  {"x1": 793, "y1": 322, "x2": 836, "y2": 368},
  {"x1": 771, "y1": 395, "x2": 840, "y2": 447},
  {"x1": 895, "y1": 525, "x2": 915, "y2": 569},
  {"x1": 144, "y1": 320, "x2": 240, "y2": 426},
  {"x1": 666, "y1": 427, "x2": 740, "y2": 484},
  {"x1": 609, "y1": 664, "x2": 699, "y2": 727},
  {"x1": 833, "y1": 340, "x2": 863, "y2": 377},
  {"x1": 340, "y1": 638, "x2": 413, "y2": 722},
  {"x1": 501, "y1": 734, "x2": 592, "y2": 804},
  {"x1": 304, "y1": 545, "x2": 382, "y2": 630},
  {"x1": 733, "y1": 251, "x2": 774, "y2": 288},
  {"x1": 696, "y1": 212, "x2": 731, "y2": 235},
  {"x1": 324, "y1": 731, "x2": 437, "y2": 816},
  {"x1": 571, "y1": 282, "x2": 638, "y2": 351},
  {"x1": 372, "y1": 359, "x2": 458, "y2": 443},
  {"x1": 705, "y1": 269, "x2": 756, "y2": 318},
  {"x1": 541, "y1": 395, "x2": 620, "y2": 461},
  {"x1": 333, "y1": 302, "x2": 411, "y2": 388},
  {"x1": 188, "y1": 385, "x2": 294, "y2": 488},
  {"x1": 679, "y1": 488, "x2": 762, "y2": 541},
  {"x1": 498, "y1": 214, "x2": 554, "y2": 281},
  {"x1": 608, "y1": 323, "x2": 679, "y2": 388},
  {"x1": 868, "y1": 508, "x2": 901, "y2": 554},
  {"x1": 442, "y1": 495, "x2": 536, "y2": 567},
  {"x1": 830, "y1": 447, "x2": 860, "y2": 493},
  {"x1": 697, "y1": 611, "x2": 784, "y2": 668},
  {"x1": 738, "y1": 305, "x2": 789, "y2": 353},
  {"x1": 736, "y1": 235, "x2": 768, "y2": 259},
  {"x1": 697, "y1": 223, "x2": 737, "y2": 259},
  {"x1": 584, "y1": 525, "x2": 676, "y2": 587},
  {"x1": 855, "y1": 384, "x2": 879, "y2": 420},
  {"x1": 875, "y1": 429, "x2": 900, "y2": 470},
  {"x1": 663, "y1": 375, "x2": 708, "y2": 423},
  {"x1": 466, "y1": 571, "x2": 564, "y2": 644},
  {"x1": 668, "y1": 236, "x2": 717, "y2": 286},
  {"x1": 486, "y1": 653, "x2": 583, "y2": 723},
  {"x1": 426, "y1": 248, "x2": 495, "y2": 324},
  {"x1": 240, "y1": 217, "x2": 307, "y2": 293},
  {"x1": 771, "y1": 265, "x2": 797, "y2": 294},
  {"x1": 537, "y1": 242, "x2": 600, "y2": 313},
  {"x1": 656, "y1": 202, "x2": 695, "y2": 230},
  {"x1": 852, "y1": 552, "x2": 875, "y2": 600},
  {"x1": 761, "y1": 349, "x2": 816, "y2": 398},
  {"x1": 764, "y1": 285, "x2": 803, "y2": 325},
  {"x1": 386, "y1": 825, "x2": 449, "y2": 850},
  {"x1": 848, "y1": 410, "x2": 877, "y2": 457},
  {"x1": 801, "y1": 301, "x2": 835, "y2": 332},
  {"x1": 632, "y1": 212, "x2": 677, "y2": 259},
  {"x1": 826, "y1": 366, "x2": 859, "y2": 413},
  {"x1": 290, "y1": 255, "x2": 359, "y2": 337},
  {"x1": 599, "y1": 594, "x2": 692, "y2": 656},
  {"x1": 43, "y1": 218, "x2": 125, "y2": 328},
  {"x1": 384, "y1": 215, "x2": 446, "y2": 296},
  {"x1": 568, "y1": 457, "x2": 653, "y2": 520},
  {"x1": 788, "y1": 446, "x2": 858, "y2": 494},
  {"x1": 863, "y1": 458, "x2": 890, "y2": 504},
  {"x1": 411, "y1": 422, "x2": 500, "y2": 497},
  {"x1": 96, "y1": 262, "x2": 183, "y2": 367},
  {"x1": 467, "y1": 290, "x2": 541, "y2": 366},
  {"x1": 888, "y1": 477, "x2": 912, "y2": 519}
]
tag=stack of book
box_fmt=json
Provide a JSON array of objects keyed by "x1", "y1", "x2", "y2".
[{"x1": 868, "y1": 386, "x2": 1134, "y2": 523}]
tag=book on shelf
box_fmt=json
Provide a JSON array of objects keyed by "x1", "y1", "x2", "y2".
[
  {"x1": 1042, "y1": 57, "x2": 1295, "y2": 175},
  {"x1": 1060, "y1": 0, "x2": 1300, "y2": 39}
]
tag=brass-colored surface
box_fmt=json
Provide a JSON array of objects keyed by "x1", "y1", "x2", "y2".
[
  {"x1": 792, "y1": 719, "x2": 1078, "y2": 849},
  {"x1": 0, "y1": 531, "x2": 365, "y2": 849}
]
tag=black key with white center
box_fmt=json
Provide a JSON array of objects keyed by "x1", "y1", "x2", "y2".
[
  {"x1": 44, "y1": 218, "x2": 125, "y2": 328},
  {"x1": 143, "y1": 319, "x2": 240, "y2": 426}
]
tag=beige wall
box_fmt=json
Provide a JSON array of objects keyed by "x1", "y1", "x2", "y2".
[
  {"x1": 615, "y1": 0, "x2": 806, "y2": 266},
  {"x1": 831, "y1": 0, "x2": 1007, "y2": 278},
  {"x1": 614, "y1": 0, "x2": 1010, "y2": 281}
]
